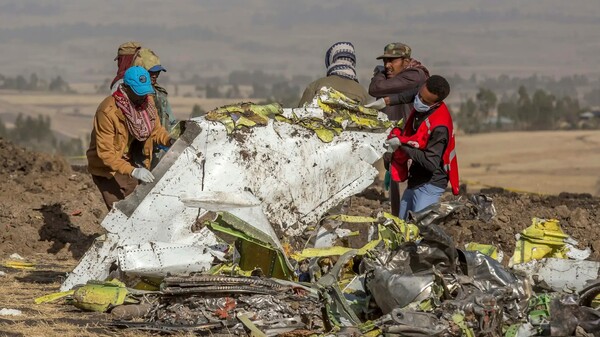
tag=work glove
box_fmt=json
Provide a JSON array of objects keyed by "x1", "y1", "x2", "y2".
[
  {"x1": 132, "y1": 167, "x2": 155, "y2": 183},
  {"x1": 158, "y1": 138, "x2": 177, "y2": 152},
  {"x1": 385, "y1": 137, "x2": 401, "y2": 153},
  {"x1": 365, "y1": 98, "x2": 387, "y2": 110},
  {"x1": 373, "y1": 65, "x2": 385, "y2": 75}
]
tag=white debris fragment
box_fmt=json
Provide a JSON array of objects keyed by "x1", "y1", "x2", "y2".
[
  {"x1": 61, "y1": 109, "x2": 387, "y2": 291},
  {"x1": 0, "y1": 271, "x2": 6, "y2": 277},
  {"x1": 9, "y1": 253, "x2": 24, "y2": 260},
  {"x1": 564, "y1": 243, "x2": 592, "y2": 260},
  {"x1": 117, "y1": 228, "x2": 222, "y2": 277},
  {"x1": 0, "y1": 308, "x2": 23, "y2": 316},
  {"x1": 512, "y1": 258, "x2": 600, "y2": 292}
]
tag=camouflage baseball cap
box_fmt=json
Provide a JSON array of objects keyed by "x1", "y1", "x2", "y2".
[{"x1": 376, "y1": 42, "x2": 411, "y2": 59}]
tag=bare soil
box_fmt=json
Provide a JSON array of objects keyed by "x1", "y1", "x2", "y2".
[
  {"x1": 348, "y1": 183, "x2": 600, "y2": 262},
  {"x1": 0, "y1": 138, "x2": 106, "y2": 259}
]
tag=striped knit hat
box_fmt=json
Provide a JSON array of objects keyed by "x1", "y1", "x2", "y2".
[{"x1": 325, "y1": 42, "x2": 357, "y2": 81}]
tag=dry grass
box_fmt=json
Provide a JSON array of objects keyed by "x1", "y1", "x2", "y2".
[
  {"x1": 456, "y1": 130, "x2": 600, "y2": 196},
  {"x1": 0, "y1": 91, "x2": 258, "y2": 138},
  {"x1": 0, "y1": 254, "x2": 180, "y2": 337}
]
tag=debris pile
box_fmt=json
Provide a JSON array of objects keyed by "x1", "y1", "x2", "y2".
[
  {"x1": 38, "y1": 202, "x2": 600, "y2": 336},
  {"x1": 439, "y1": 190, "x2": 600, "y2": 262}
]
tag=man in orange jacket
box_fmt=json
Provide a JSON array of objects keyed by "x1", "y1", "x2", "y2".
[{"x1": 87, "y1": 66, "x2": 174, "y2": 210}]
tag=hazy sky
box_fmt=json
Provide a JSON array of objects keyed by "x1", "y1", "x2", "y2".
[{"x1": 1, "y1": 0, "x2": 599, "y2": 82}]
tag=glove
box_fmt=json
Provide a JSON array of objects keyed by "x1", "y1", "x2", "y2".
[
  {"x1": 385, "y1": 137, "x2": 402, "y2": 153},
  {"x1": 131, "y1": 167, "x2": 155, "y2": 183},
  {"x1": 373, "y1": 65, "x2": 385, "y2": 75},
  {"x1": 365, "y1": 98, "x2": 387, "y2": 110}
]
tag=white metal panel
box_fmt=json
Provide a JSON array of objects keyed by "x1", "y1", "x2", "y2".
[
  {"x1": 62, "y1": 108, "x2": 387, "y2": 290},
  {"x1": 512, "y1": 258, "x2": 600, "y2": 292}
]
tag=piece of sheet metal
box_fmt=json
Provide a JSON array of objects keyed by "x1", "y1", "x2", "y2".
[
  {"x1": 367, "y1": 269, "x2": 435, "y2": 314},
  {"x1": 117, "y1": 242, "x2": 216, "y2": 277},
  {"x1": 512, "y1": 258, "x2": 600, "y2": 293},
  {"x1": 63, "y1": 108, "x2": 386, "y2": 290}
]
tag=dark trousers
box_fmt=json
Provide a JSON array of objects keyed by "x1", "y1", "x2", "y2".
[
  {"x1": 389, "y1": 180, "x2": 408, "y2": 217},
  {"x1": 390, "y1": 180, "x2": 400, "y2": 217},
  {"x1": 92, "y1": 173, "x2": 138, "y2": 210}
]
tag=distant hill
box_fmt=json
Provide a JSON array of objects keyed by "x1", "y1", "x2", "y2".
[{"x1": 0, "y1": 0, "x2": 598, "y2": 82}]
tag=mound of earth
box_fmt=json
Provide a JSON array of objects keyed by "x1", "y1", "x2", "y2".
[
  {"x1": 348, "y1": 184, "x2": 600, "y2": 262},
  {"x1": 445, "y1": 188, "x2": 600, "y2": 262},
  {"x1": 0, "y1": 138, "x2": 106, "y2": 259}
]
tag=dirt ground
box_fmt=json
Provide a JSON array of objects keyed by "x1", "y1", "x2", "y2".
[
  {"x1": 456, "y1": 130, "x2": 600, "y2": 196},
  {"x1": 348, "y1": 184, "x2": 600, "y2": 262},
  {"x1": 0, "y1": 138, "x2": 106, "y2": 259},
  {"x1": 2, "y1": 138, "x2": 600, "y2": 335}
]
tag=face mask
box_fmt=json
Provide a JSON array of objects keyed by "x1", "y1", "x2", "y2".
[{"x1": 413, "y1": 94, "x2": 432, "y2": 112}]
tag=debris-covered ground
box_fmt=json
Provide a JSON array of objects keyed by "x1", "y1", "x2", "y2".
[
  {"x1": 349, "y1": 186, "x2": 600, "y2": 262},
  {"x1": 2, "y1": 99, "x2": 600, "y2": 337}
]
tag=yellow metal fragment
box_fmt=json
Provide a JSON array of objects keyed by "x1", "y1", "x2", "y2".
[
  {"x1": 465, "y1": 242, "x2": 500, "y2": 260},
  {"x1": 72, "y1": 279, "x2": 130, "y2": 312},
  {"x1": 34, "y1": 290, "x2": 75, "y2": 304},
  {"x1": 511, "y1": 218, "x2": 570, "y2": 265},
  {"x1": 2, "y1": 260, "x2": 35, "y2": 270}
]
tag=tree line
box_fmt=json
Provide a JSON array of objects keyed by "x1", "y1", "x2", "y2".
[
  {"x1": 0, "y1": 114, "x2": 83, "y2": 156},
  {"x1": 0, "y1": 73, "x2": 74, "y2": 93},
  {"x1": 456, "y1": 86, "x2": 589, "y2": 133}
]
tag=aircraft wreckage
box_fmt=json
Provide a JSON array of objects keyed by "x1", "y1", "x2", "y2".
[{"x1": 51, "y1": 89, "x2": 600, "y2": 336}]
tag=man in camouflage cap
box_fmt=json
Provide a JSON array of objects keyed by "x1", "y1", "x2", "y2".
[
  {"x1": 368, "y1": 42, "x2": 429, "y2": 122},
  {"x1": 377, "y1": 42, "x2": 412, "y2": 60},
  {"x1": 367, "y1": 42, "x2": 430, "y2": 217}
]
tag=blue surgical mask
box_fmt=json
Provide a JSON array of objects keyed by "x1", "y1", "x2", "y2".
[{"x1": 413, "y1": 94, "x2": 431, "y2": 113}]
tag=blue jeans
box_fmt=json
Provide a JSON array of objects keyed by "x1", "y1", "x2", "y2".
[{"x1": 399, "y1": 183, "x2": 445, "y2": 220}]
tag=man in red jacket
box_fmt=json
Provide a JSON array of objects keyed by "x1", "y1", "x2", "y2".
[{"x1": 384, "y1": 75, "x2": 459, "y2": 220}]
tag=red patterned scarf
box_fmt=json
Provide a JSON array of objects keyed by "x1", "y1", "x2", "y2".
[{"x1": 112, "y1": 86, "x2": 157, "y2": 141}]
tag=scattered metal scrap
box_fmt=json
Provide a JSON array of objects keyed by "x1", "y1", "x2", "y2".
[{"x1": 43, "y1": 199, "x2": 600, "y2": 336}]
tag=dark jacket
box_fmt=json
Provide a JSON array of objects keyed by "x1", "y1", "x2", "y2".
[
  {"x1": 298, "y1": 75, "x2": 369, "y2": 107},
  {"x1": 401, "y1": 108, "x2": 449, "y2": 190},
  {"x1": 368, "y1": 60, "x2": 429, "y2": 121}
]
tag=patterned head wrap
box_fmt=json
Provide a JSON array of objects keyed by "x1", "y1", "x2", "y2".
[{"x1": 325, "y1": 42, "x2": 357, "y2": 81}]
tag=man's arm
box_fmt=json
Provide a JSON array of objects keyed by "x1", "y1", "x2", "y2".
[
  {"x1": 400, "y1": 126, "x2": 448, "y2": 173},
  {"x1": 151, "y1": 113, "x2": 172, "y2": 146},
  {"x1": 368, "y1": 68, "x2": 425, "y2": 97},
  {"x1": 148, "y1": 96, "x2": 172, "y2": 146},
  {"x1": 387, "y1": 86, "x2": 419, "y2": 106}
]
